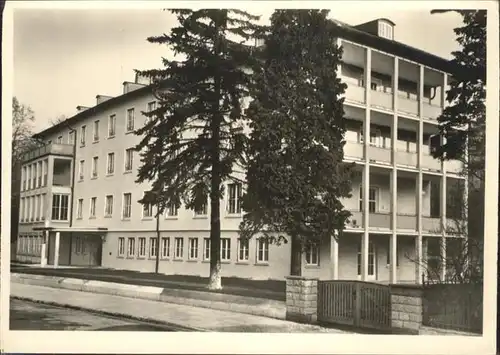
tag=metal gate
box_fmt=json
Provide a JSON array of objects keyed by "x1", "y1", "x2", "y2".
[{"x1": 317, "y1": 280, "x2": 391, "y2": 331}]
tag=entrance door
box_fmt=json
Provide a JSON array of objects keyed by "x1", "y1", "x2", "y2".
[
  {"x1": 357, "y1": 240, "x2": 376, "y2": 281},
  {"x1": 88, "y1": 236, "x2": 100, "y2": 267}
]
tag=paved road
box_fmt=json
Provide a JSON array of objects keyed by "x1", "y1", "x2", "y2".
[{"x1": 10, "y1": 298, "x2": 175, "y2": 331}]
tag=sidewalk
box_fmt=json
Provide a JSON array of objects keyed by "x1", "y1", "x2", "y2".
[{"x1": 10, "y1": 283, "x2": 349, "y2": 333}]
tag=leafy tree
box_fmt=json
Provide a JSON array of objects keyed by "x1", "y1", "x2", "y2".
[
  {"x1": 239, "y1": 10, "x2": 353, "y2": 276},
  {"x1": 134, "y1": 9, "x2": 262, "y2": 289}
]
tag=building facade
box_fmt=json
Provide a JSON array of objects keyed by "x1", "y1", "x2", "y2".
[{"x1": 14, "y1": 18, "x2": 466, "y2": 284}]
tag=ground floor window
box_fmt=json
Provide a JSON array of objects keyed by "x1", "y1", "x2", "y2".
[
  {"x1": 305, "y1": 243, "x2": 319, "y2": 266},
  {"x1": 257, "y1": 238, "x2": 269, "y2": 263},
  {"x1": 203, "y1": 238, "x2": 210, "y2": 260},
  {"x1": 138, "y1": 237, "x2": 147, "y2": 258},
  {"x1": 221, "y1": 238, "x2": 231, "y2": 261},
  {"x1": 118, "y1": 237, "x2": 125, "y2": 257},
  {"x1": 161, "y1": 237, "x2": 170, "y2": 258},
  {"x1": 175, "y1": 237, "x2": 184, "y2": 259},
  {"x1": 127, "y1": 237, "x2": 135, "y2": 257},
  {"x1": 357, "y1": 240, "x2": 376, "y2": 276},
  {"x1": 51, "y1": 194, "x2": 69, "y2": 221},
  {"x1": 188, "y1": 238, "x2": 198, "y2": 260},
  {"x1": 149, "y1": 237, "x2": 158, "y2": 258},
  {"x1": 238, "y1": 238, "x2": 249, "y2": 262}
]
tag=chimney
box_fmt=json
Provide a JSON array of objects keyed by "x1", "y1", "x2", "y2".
[
  {"x1": 96, "y1": 95, "x2": 113, "y2": 105},
  {"x1": 135, "y1": 72, "x2": 152, "y2": 85},
  {"x1": 76, "y1": 106, "x2": 89, "y2": 112},
  {"x1": 123, "y1": 81, "x2": 146, "y2": 94}
]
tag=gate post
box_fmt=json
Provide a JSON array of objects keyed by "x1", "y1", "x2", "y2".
[
  {"x1": 285, "y1": 276, "x2": 318, "y2": 324},
  {"x1": 389, "y1": 284, "x2": 424, "y2": 334}
]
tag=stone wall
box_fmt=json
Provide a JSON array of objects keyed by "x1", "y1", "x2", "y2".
[
  {"x1": 285, "y1": 276, "x2": 318, "y2": 324},
  {"x1": 389, "y1": 284, "x2": 423, "y2": 334}
]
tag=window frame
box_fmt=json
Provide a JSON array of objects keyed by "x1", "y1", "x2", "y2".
[
  {"x1": 93, "y1": 120, "x2": 100, "y2": 142},
  {"x1": 108, "y1": 114, "x2": 116, "y2": 138},
  {"x1": 91, "y1": 156, "x2": 99, "y2": 179},
  {"x1": 51, "y1": 194, "x2": 69, "y2": 221},
  {"x1": 174, "y1": 237, "x2": 184, "y2": 259},
  {"x1": 77, "y1": 198, "x2": 84, "y2": 219},
  {"x1": 237, "y1": 238, "x2": 249, "y2": 262},
  {"x1": 305, "y1": 242, "x2": 320, "y2": 266},
  {"x1": 227, "y1": 183, "x2": 243, "y2": 215},
  {"x1": 106, "y1": 152, "x2": 115, "y2": 175},
  {"x1": 359, "y1": 185, "x2": 378, "y2": 213},
  {"x1": 138, "y1": 237, "x2": 147, "y2": 258},
  {"x1": 220, "y1": 238, "x2": 231, "y2": 262},
  {"x1": 89, "y1": 197, "x2": 97, "y2": 218},
  {"x1": 124, "y1": 148, "x2": 134, "y2": 172},
  {"x1": 126, "y1": 108, "x2": 135, "y2": 132},
  {"x1": 203, "y1": 238, "x2": 211, "y2": 261},
  {"x1": 105, "y1": 195, "x2": 113, "y2": 217},
  {"x1": 161, "y1": 237, "x2": 170, "y2": 259},
  {"x1": 122, "y1": 193, "x2": 132, "y2": 219},
  {"x1": 80, "y1": 125, "x2": 87, "y2": 146},
  {"x1": 118, "y1": 237, "x2": 125, "y2": 257},
  {"x1": 127, "y1": 237, "x2": 136, "y2": 258},
  {"x1": 256, "y1": 237, "x2": 270, "y2": 263},
  {"x1": 188, "y1": 237, "x2": 199, "y2": 260}
]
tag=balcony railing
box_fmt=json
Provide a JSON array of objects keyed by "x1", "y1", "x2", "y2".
[
  {"x1": 344, "y1": 141, "x2": 364, "y2": 160},
  {"x1": 422, "y1": 216, "x2": 441, "y2": 234},
  {"x1": 422, "y1": 154, "x2": 442, "y2": 172},
  {"x1": 398, "y1": 96, "x2": 418, "y2": 116},
  {"x1": 446, "y1": 160, "x2": 463, "y2": 174},
  {"x1": 347, "y1": 210, "x2": 363, "y2": 229},
  {"x1": 369, "y1": 146, "x2": 391, "y2": 164},
  {"x1": 369, "y1": 212, "x2": 391, "y2": 229},
  {"x1": 396, "y1": 150, "x2": 418, "y2": 168},
  {"x1": 397, "y1": 214, "x2": 417, "y2": 230},
  {"x1": 22, "y1": 143, "x2": 74, "y2": 163},
  {"x1": 422, "y1": 102, "x2": 442, "y2": 120},
  {"x1": 344, "y1": 83, "x2": 365, "y2": 104},
  {"x1": 371, "y1": 90, "x2": 393, "y2": 110}
]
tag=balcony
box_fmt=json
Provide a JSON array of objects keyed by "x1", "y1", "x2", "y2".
[
  {"x1": 371, "y1": 90, "x2": 393, "y2": 111},
  {"x1": 396, "y1": 150, "x2": 417, "y2": 168},
  {"x1": 344, "y1": 141, "x2": 364, "y2": 160},
  {"x1": 347, "y1": 210, "x2": 363, "y2": 229},
  {"x1": 397, "y1": 214, "x2": 417, "y2": 231},
  {"x1": 398, "y1": 96, "x2": 418, "y2": 116},
  {"x1": 422, "y1": 154, "x2": 441, "y2": 172},
  {"x1": 369, "y1": 212, "x2": 391, "y2": 229},
  {"x1": 422, "y1": 102, "x2": 442, "y2": 121},
  {"x1": 369, "y1": 146, "x2": 391, "y2": 165},
  {"x1": 422, "y1": 216, "x2": 441, "y2": 234},
  {"x1": 344, "y1": 83, "x2": 365, "y2": 104},
  {"x1": 446, "y1": 159, "x2": 463, "y2": 174},
  {"x1": 22, "y1": 143, "x2": 74, "y2": 163}
]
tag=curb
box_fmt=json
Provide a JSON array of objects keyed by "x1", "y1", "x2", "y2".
[
  {"x1": 11, "y1": 273, "x2": 287, "y2": 320},
  {"x1": 11, "y1": 296, "x2": 204, "y2": 332}
]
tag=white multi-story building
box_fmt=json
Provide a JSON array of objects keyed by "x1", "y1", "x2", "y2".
[{"x1": 15, "y1": 18, "x2": 465, "y2": 284}]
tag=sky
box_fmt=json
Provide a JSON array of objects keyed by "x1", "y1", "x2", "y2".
[{"x1": 13, "y1": 7, "x2": 463, "y2": 133}]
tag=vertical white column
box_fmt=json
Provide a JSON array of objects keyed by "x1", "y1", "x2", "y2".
[
  {"x1": 390, "y1": 56, "x2": 399, "y2": 284},
  {"x1": 415, "y1": 65, "x2": 424, "y2": 283},
  {"x1": 361, "y1": 47, "x2": 372, "y2": 281},
  {"x1": 54, "y1": 231, "x2": 61, "y2": 268},
  {"x1": 330, "y1": 236, "x2": 339, "y2": 280},
  {"x1": 40, "y1": 230, "x2": 48, "y2": 267},
  {"x1": 441, "y1": 72, "x2": 448, "y2": 108},
  {"x1": 47, "y1": 156, "x2": 54, "y2": 187},
  {"x1": 440, "y1": 236, "x2": 447, "y2": 281}
]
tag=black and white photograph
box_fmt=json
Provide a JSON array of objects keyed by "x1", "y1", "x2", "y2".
[{"x1": 1, "y1": 1, "x2": 498, "y2": 354}]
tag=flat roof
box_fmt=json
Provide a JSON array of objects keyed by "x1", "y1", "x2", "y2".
[{"x1": 32, "y1": 227, "x2": 108, "y2": 232}]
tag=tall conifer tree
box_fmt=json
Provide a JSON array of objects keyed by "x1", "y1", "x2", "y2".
[{"x1": 135, "y1": 9, "x2": 261, "y2": 289}]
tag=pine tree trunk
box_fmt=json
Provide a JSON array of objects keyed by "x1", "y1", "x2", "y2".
[
  {"x1": 290, "y1": 234, "x2": 302, "y2": 276},
  {"x1": 208, "y1": 11, "x2": 225, "y2": 290}
]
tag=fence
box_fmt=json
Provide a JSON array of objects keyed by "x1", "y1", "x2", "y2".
[
  {"x1": 422, "y1": 281, "x2": 483, "y2": 334},
  {"x1": 317, "y1": 280, "x2": 391, "y2": 331}
]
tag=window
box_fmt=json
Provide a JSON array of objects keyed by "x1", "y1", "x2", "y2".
[
  {"x1": 227, "y1": 183, "x2": 242, "y2": 215},
  {"x1": 27, "y1": 165, "x2": 31, "y2": 190},
  {"x1": 161, "y1": 237, "x2": 170, "y2": 258},
  {"x1": 174, "y1": 237, "x2": 184, "y2": 259},
  {"x1": 22, "y1": 167, "x2": 26, "y2": 191},
  {"x1": 35, "y1": 195, "x2": 40, "y2": 221},
  {"x1": 31, "y1": 196, "x2": 36, "y2": 221},
  {"x1": 123, "y1": 193, "x2": 132, "y2": 219},
  {"x1": 149, "y1": 237, "x2": 158, "y2": 258},
  {"x1": 41, "y1": 194, "x2": 46, "y2": 220},
  {"x1": 126, "y1": 108, "x2": 135, "y2": 132},
  {"x1": 79, "y1": 160, "x2": 85, "y2": 180},
  {"x1": 359, "y1": 186, "x2": 377, "y2": 213},
  {"x1": 51, "y1": 194, "x2": 69, "y2": 221},
  {"x1": 188, "y1": 238, "x2": 199, "y2": 260},
  {"x1": 220, "y1": 238, "x2": 231, "y2": 261},
  {"x1": 203, "y1": 238, "x2": 211, "y2": 260},
  {"x1": 257, "y1": 238, "x2": 269, "y2": 263},
  {"x1": 146, "y1": 101, "x2": 156, "y2": 124},
  {"x1": 57, "y1": 136, "x2": 63, "y2": 144},
  {"x1": 305, "y1": 243, "x2": 319, "y2": 266},
  {"x1": 194, "y1": 197, "x2": 208, "y2": 216},
  {"x1": 90, "y1": 197, "x2": 97, "y2": 218},
  {"x1": 138, "y1": 237, "x2": 147, "y2": 258},
  {"x1": 20, "y1": 198, "x2": 25, "y2": 222},
  {"x1": 357, "y1": 241, "x2": 376, "y2": 276},
  {"x1": 142, "y1": 192, "x2": 153, "y2": 218},
  {"x1": 37, "y1": 162, "x2": 42, "y2": 187},
  {"x1": 125, "y1": 148, "x2": 134, "y2": 172},
  {"x1": 127, "y1": 237, "x2": 136, "y2": 257},
  {"x1": 43, "y1": 160, "x2": 48, "y2": 186},
  {"x1": 238, "y1": 238, "x2": 249, "y2": 262},
  {"x1": 31, "y1": 163, "x2": 36, "y2": 188},
  {"x1": 369, "y1": 129, "x2": 382, "y2": 147},
  {"x1": 105, "y1": 195, "x2": 113, "y2": 217},
  {"x1": 166, "y1": 203, "x2": 178, "y2": 217},
  {"x1": 80, "y1": 125, "x2": 86, "y2": 146},
  {"x1": 107, "y1": 153, "x2": 115, "y2": 175},
  {"x1": 77, "y1": 199, "x2": 83, "y2": 219},
  {"x1": 91, "y1": 156, "x2": 98, "y2": 178},
  {"x1": 118, "y1": 237, "x2": 125, "y2": 257},
  {"x1": 108, "y1": 114, "x2": 116, "y2": 137},
  {"x1": 69, "y1": 131, "x2": 76, "y2": 145},
  {"x1": 93, "y1": 120, "x2": 100, "y2": 142},
  {"x1": 378, "y1": 21, "x2": 394, "y2": 40}
]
